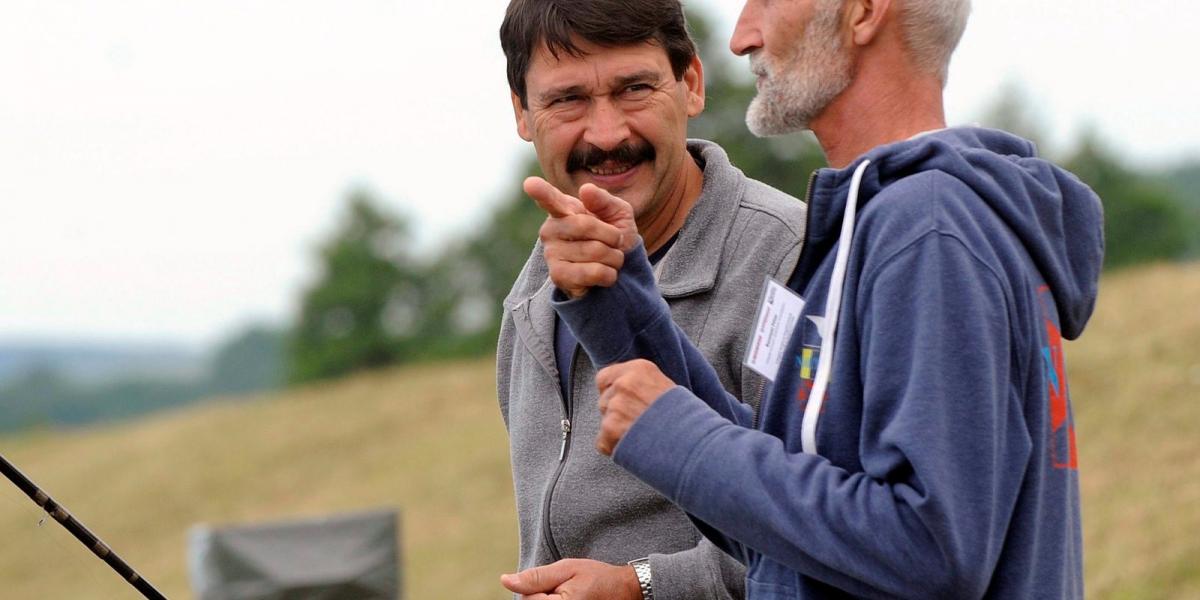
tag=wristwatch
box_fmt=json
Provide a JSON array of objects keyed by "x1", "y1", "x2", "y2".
[{"x1": 628, "y1": 557, "x2": 653, "y2": 600}]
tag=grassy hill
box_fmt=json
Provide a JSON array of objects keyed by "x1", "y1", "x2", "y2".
[
  {"x1": 1071, "y1": 262, "x2": 1200, "y2": 598},
  {"x1": 0, "y1": 358, "x2": 516, "y2": 599},
  {"x1": 2, "y1": 261, "x2": 1198, "y2": 599}
]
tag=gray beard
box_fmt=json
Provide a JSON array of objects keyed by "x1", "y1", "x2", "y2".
[{"x1": 745, "y1": 4, "x2": 853, "y2": 136}]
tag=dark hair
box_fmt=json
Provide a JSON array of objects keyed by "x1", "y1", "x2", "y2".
[{"x1": 500, "y1": 0, "x2": 697, "y2": 107}]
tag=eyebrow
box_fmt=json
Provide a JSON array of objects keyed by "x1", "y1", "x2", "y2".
[
  {"x1": 536, "y1": 85, "x2": 588, "y2": 105},
  {"x1": 535, "y1": 69, "x2": 666, "y2": 105},
  {"x1": 612, "y1": 70, "x2": 662, "y2": 89}
]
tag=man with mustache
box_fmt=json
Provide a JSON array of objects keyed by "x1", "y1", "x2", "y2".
[
  {"x1": 495, "y1": 1, "x2": 807, "y2": 598},
  {"x1": 533, "y1": 0, "x2": 1104, "y2": 597}
]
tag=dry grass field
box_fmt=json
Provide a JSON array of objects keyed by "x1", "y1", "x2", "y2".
[
  {"x1": 1072, "y1": 262, "x2": 1200, "y2": 599},
  {"x1": 1, "y1": 261, "x2": 1197, "y2": 599},
  {"x1": 0, "y1": 358, "x2": 517, "y2": 599}
]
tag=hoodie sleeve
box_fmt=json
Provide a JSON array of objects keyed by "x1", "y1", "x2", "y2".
[
  {"x1": 583, "y1": 231, "x2": 1033, "y2": 599},
  {"x1": 551, "y1": 242, "x2": 755, "y2": 428}
]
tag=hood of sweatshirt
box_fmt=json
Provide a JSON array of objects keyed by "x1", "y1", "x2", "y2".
[{"x1": 795, "y1": 127, "x2": 1104, "y2": 339}]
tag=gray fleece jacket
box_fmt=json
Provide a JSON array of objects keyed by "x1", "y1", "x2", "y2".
[{"x1": 496, "y1": 139, "x2": 806, "y2": 599}]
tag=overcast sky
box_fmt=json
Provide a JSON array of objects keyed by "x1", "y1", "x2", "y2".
[{"x1": 1, "y1": 0, "x2": 1195, "y2": 346}]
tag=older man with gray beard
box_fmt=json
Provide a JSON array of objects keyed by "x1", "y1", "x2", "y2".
[{"x1": 527, "y1": 0, "x2": 1105, "y2": 597}]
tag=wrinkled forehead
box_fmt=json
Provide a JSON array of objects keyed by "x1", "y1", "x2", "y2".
[{"x1": 524, "y1": 38, "x2": 673, "y2": 94}]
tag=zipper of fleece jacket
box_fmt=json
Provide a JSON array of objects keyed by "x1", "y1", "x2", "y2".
[
  {"x1": 751, "y1": 376, "x2": 767, "y2": 430},
  {"x1": 539, "y1": 343, "x2": 580, "y2": 562},
  {"x1": 804, "y1": 169, "x2": 818, "y2": 206}
]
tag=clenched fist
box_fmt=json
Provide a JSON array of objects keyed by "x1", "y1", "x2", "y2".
[{"x1": 595, "y1": 359, "x2": 676, "y2": 456}]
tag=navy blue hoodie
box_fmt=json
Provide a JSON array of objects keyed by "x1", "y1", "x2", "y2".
[{"x1": 553, "y1": 128, "x2": 1104, "y2": 598}]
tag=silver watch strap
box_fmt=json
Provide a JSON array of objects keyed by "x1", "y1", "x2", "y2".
[{"x1": 628, "y1": 557, "x2": 653, "y2": 600}]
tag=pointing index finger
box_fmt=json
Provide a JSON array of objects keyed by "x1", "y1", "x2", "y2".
[{"x1": 524, "y1": 176, "x2": 585, "y2": 219}]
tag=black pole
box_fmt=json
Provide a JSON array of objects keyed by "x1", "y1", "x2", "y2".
[{"x1": 0, "y1": 452, "x2": 167, "y2": 599}]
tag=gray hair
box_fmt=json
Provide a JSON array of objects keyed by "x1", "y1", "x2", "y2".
[{"x1": 897, "y1": 0, "x2": 972, "y2": 84}]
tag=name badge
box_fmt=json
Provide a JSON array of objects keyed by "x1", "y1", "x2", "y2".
[{"x1": 744, "y1": 278, "x2": 805, "y2": 382}]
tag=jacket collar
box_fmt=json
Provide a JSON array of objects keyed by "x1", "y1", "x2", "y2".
[
  {"x1": 654, "y1": 139, "x2": 743, "y2": 298},
  {"x1": 503, "y1": 243, "x2": 561, "y2": 381}
]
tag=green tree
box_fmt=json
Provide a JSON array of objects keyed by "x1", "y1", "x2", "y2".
[
  {"x1": 288, "y1": 189, "x2": 422, "y2": 383},
  {"x1": 1159, "y1": 162, "x2": 1200, "y2": 258},
  {"x1": 1063, "y1": 129, "x2": 1198, "y2": 269},
  {"x1": 392, "y1": 159, "x2": 546, "y2": 361},
  {"x1": 207, "y1": 325, "x2": 285, "y2": 395}
]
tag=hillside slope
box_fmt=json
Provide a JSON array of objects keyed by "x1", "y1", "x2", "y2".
[
  {"x1": 2, "y1": 261, "x2": 1198, "y2": 598},
  {"x1": 1, "y1": 358, "x2": 516, "y2": 599},
  {"x1": 1072, "y1": 262, "x2": 1200, "y2": 598}
]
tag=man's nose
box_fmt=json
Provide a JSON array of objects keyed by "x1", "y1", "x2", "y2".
[
  {"x1": 582, "y1": 97, "x2": 630, "y2": 150},
  {"x1": 730, "y1": 3, "x2": 762, "y2": 57}
]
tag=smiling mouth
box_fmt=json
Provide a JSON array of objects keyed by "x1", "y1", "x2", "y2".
[
  {"x1": 587, "y1": 161, "x2": 638, "y2": 177},
  {"x1": 567, "y1": 141, "x2": 655, "y2": 179}
]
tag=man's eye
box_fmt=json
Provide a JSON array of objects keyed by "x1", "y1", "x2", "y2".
[
  {"x1": 551, "y1": 95, "x2": 582, "y2": 106},
  {"x1": 621, "y1": 84, "x2": 654, "y2": 100}
]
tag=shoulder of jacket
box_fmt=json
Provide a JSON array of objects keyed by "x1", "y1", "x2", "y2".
[
  {"x1": 866, "y1": 170, "x2": 986, "y2": 234},
  {"x1": 502, "y1": 242, "x2": 548, "y2": 310},
  {"x1": 734, "y1": 178, "x2": 807, "y2": 240}
]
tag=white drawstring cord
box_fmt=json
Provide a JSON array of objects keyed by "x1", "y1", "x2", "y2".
[{"x1": 801, "y1": 159, "x2": 871, "y2": 455}]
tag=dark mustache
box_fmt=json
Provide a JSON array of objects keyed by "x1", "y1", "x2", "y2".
[{"x1": 566, "y1": 142, "x2": 655, "y2": 172}]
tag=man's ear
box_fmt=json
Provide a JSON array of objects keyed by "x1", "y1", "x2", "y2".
[
  {"x1": 846, "y1": 0, "x2": 892, "y2": 47},
  {"x1": 512, "y1": 91, "x2": 533, "y2": 141},
  {"x1": 683, "y1": 55, "x2": 705, "y2": 118}
]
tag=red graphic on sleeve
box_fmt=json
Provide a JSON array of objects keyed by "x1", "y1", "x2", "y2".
[{"x1": 1039, "y1": 286, "x2": 1078, "y2": 470}]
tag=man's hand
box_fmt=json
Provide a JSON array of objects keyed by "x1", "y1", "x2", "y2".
[
  {"x1": 576, "y1": 182, "x2": 637, "y2": 251},
  {"x1": 524, "y1": 177, "x2": 638, "y2": 298},
  {"x1": 500, "y1": 558, "x2": 642, "y2": 600},
  {"x1": 596, "y1": 359, "x2": 675, "y2": 456}
]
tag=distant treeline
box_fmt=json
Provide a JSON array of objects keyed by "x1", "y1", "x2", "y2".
[
  {"x1": 3, "y1": 9, "x2": 1196, "y2": 433},
  {"x1": 0, "y1": 328, "x2": 283, "y2": 433}
]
